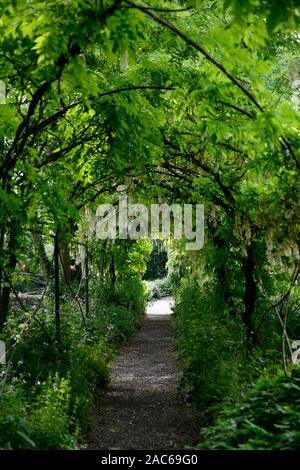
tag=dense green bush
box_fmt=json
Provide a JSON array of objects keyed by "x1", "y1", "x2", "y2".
[
  {"x1": 0, "y1": 375, "x2": 76, "y2": 449},
  {"x1": 0, "y1": 385, "x2": 33, "y2": 449},
  {"x1": 0, "y1": 276, "x2": 147, "y2": 449},
  {"x1": 29, "y1": 374, "x2": 77, "y2": 450},
  {"x1": 198, "y1": 369, "x2": 300, "y2": 450},
  {"x1": 113, "y1": 278, "x2": 148, "y2": 313},
  {"x1": 172, "y1": 273, "x2": 282, "y2": 413},
  {"x1": 173, "y1": 276, "x2": 243, "y2": 409}
]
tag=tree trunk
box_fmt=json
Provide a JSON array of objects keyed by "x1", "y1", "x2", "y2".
[
  {"x1": 242, "y1": 243, "x2": 257, "y2": 348},
  {"x1": 110, "y1": 254, "x2": 116, "y2": 291},
  {"x1": 211, "y1": 231, "x2": 236, "y2": 317},
  {"x1": 0, "y1": 223, "x2": 18, "y2": 332},
  {"x1": 0, "y1": 228, "x2": 5, "y2": 314},
  {"x1": 54, "y1": 235, "x2": 60, "y2": 343},
  {"x1": 32, "y1": 232, "x2": 51, "y2": 281},
  {"x1": 59, "y1": 240, "x2": 73, "y2": 284},
  {"x1": 216, "y1": 264, "x2": 236, "y2": 317}
]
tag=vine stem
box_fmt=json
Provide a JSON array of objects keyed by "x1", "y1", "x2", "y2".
[
  {"x1": 124, "y1": 0, "x2": 264, "y2": 112},
  {"x1": 282, "y1": 265, "x2": 299, "y2": 374}
]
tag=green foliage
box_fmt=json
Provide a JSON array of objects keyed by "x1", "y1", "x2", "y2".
[
  {"x1": 143, "y1": 241, "x2": 168, "y2": 281},
  {"x1": 113, "y1": 279, "x2": 148, "y2": 313},
  {"x1": 0, "y1": 275, "x2": 147, "y2": 449},
  {"x1": 0, "y1": 385, "x2": 33, "y2": 450},
  {"x1": 0, "y1": 0, "x2": 300, "y2": 452},
  {"x1": 173, "y1": 275, "x2": 244, "y2": 409},
  {"x1": 0, "y1": 375, "x2": 76, "y2": 450},
  {"x1": 29, "y1": 374, "x2": 76, "y2": 450},
  {"x1": 198, "y1": 369, "x2": 300, "y2": 450},
  {"x1": 223, "y1": 0, "x2": 300, "y2": 35}
]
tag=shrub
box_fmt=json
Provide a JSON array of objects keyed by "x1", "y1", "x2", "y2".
[
  {"x1": 114, "y1": 278, "x2": 147, "y2": 313},
  {"x1": 173, "y1": 276, "x2": 244, "y2": 410},
  {"x1": 0, "y1": 384, "x2": 33, "y2": 450},
  {"x1": 0, "y1": 374, "x2": 76, "y2": 450},
  {"x1": 29, "y1": 374, "x2": 77, "y2": 450},
  {"x1": 0, "y1": 275, "x2": 147, "y2": 449},
  {"x1": 198, "y1": 369, "x2": 300, "y2": 450}
]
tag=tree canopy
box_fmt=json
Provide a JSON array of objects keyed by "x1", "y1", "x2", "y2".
[{"x1": 0, "y1": 0, "x2": 300, "y2": 451}]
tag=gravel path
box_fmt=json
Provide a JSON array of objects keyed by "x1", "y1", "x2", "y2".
[{"x1": 86, "y1": 297, "x2": 202, "y2": 450}]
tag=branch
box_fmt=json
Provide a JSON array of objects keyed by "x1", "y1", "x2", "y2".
[
  {"x1": 146, "y1": 163, "x2": 234, "y2": 217},
  {"x1": 58, "y1": 246, "x2": 86, "y2": 326},
  {"x1": 3, "y1": 268, "x2": 53, "y2": 344},
  {"x1": 218, "y1": 100, "x2": 256, "y2": 120},
  {"x1": 30, "y1": 85, "x2": 175, "y2": 136},
  {"x1": 1, "y1": 80, "x2": 54, "y2": 184},
  {"x1": 37, "y1": 133, "x2": 96, "y2": 168},
  {"x1": 122, "y1": 5, "x2": 193, "y2": 12},
  {"x1": 282, "y1": 264, "x2": 299, "y2": 373},
  {"x1": 77, "y1": 182, "x2": 120, "y2": 209},
  {"x1": 256, "y1": 266, "x2": 299, "y2": 335},
  {"x1": 105, "y1": 0, "x2": 123, "y2": 16},
  {"x1": 186, "y1": 151, "x2": 237, "y2": 208},
  {"x1": 280, "y1": 136, "x2": 300, "y2": 172},
  {"x1": 125, "y1": 0, "x2": 263, "y2": 112},
  {"x1": 254, "y1": 258, "x2": 296, "y2": 373}
]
